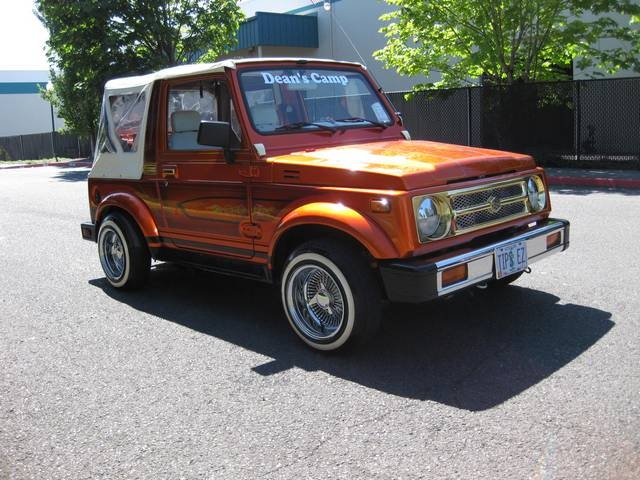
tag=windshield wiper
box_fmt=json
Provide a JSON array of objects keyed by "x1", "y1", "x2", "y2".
[
  {"x1": 334, "y1": 117, "x2": 388, "y2": 129},
  {"x1": 275, "y1": 121, "x2": 337, "y2": 134}
]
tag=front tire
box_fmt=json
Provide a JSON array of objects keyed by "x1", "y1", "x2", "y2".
[
  {"x1": 281, "y1": 239, "x2": 381, "y2": 351},
  {"x1": 97, "y1": 213, "x2": 150, "y2": 289}
]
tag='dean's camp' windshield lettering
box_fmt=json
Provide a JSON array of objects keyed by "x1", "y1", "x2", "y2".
[{"x1": 261, "y1": 72, "x2": 349, "y2": 86}]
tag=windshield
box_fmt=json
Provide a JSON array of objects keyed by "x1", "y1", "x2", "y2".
[{"x1": 239, "y1": 67, "x2": 393, "y2": 134}]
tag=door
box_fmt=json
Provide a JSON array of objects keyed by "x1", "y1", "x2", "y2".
[{"x1": 157, "y1": 75, "x2": 255, "y2": 259}]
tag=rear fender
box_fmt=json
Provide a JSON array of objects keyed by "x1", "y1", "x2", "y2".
[{"x1": 96, "y1": 192, "x2": 159, "y2": 245}]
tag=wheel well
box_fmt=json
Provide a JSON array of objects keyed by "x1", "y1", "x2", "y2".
[
  {"x1": 272, "y1": 225, "x2": 375, "y2": 282},
  {"x1": 97, "y1": 206, "x2": 148, "y2": 252}
]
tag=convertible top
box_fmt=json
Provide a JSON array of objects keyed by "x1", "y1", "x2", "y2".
[
  {"x1": 104, "y1": 58, "x2": 364, "y2": 93},
  {"x1": 90, "y1": 58, "x2": 365, "y2": 180}
]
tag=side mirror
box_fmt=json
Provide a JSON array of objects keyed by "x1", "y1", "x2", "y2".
[
  {"x1": 198, "y1": 121, "x2": 231, "y2": 149},
  {"x1": 395, "y1": 111, "x2": 404, "y2": 126},
  {"x1": 197, "y1": 121, "x2": 235, "y2": 163}
]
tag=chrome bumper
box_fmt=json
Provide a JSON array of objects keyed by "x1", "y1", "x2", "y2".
[{"x1": 379, "y1": 218, "x2": 570, "y2": 303}]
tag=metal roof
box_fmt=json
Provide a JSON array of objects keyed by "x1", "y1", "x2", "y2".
[
  {"x1": 237, "y1": 12, "x2": 319, "y2": 50},
  {"x1": 0, "y1": 82, "x2": 47, "y2": 95}
]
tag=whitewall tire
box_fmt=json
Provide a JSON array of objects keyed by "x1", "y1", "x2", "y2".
[
  {"x1": 97, "y1": 213, "x2": 150, "y2": 289},
  {"x1": 281, "y1": 239, "x2": 381, "y2": 351}
]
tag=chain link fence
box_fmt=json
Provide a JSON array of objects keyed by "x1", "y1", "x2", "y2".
[
  {"x1": 388, "y1": 77, "x2": 640, "y2": 168},
  {"x1": 2, "y1": 78, "x2": 638, "y2": 167},
  {"x1": 0, "y1": 132, "x2": 92, "y2": 161}
]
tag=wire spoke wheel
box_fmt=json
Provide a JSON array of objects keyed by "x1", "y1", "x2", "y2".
[
  {"x1": 100, "y1": 229, "x2": 126, "y2": 280},
  {"x1": 287, "y1": 264, "x2": 346, "y2": 341},
  {"x1": 281, "y1": 240, "x2": 381, "y2": 351},
  {"x1": 97, "y1": 213, "x2": 150, "y2": 290}
]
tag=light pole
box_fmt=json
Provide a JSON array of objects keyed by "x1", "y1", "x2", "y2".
[
  {"x1": 324, "y1": 1, "x2": 333, "y2": 58},
  {"x1": 46, "y1": 81, "x2": 57, "y2": 161}
]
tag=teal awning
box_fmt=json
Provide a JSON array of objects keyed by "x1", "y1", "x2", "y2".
[
  {"x1": 237, "y1": 12, "x2": 319, "y2": 50},
  {"x1": 0, "y1": 82, "x2": 47, "y2": 94}
]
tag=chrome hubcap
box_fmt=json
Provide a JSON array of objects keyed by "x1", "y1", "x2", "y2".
[
  {"x1": 101, "y1": 229, "x2": 126, "y2": 280},
  {"x1": 288, "y1": 265, "x2": 345, "y2": 341}
]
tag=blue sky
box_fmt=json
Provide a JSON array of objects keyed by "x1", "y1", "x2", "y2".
[{"x1": 0, "y1": 0, "x2": 49, "y2": 70}]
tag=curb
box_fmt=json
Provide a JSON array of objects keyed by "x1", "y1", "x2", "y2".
[
  {"x1": 0, "y1": 159, "x2": 92, "y2": 170},
  {"x1": 547, "y1": 175, "x2": 640, "y2": 190}
]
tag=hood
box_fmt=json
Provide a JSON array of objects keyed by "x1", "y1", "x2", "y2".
[{"x1": 268, "y1": 140, "x2": 536, "y2": 190}]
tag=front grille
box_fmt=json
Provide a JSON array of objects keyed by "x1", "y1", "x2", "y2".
[
  {"x1": 451, "y1": 183, "x2": 523, "y2": 211},
  {"x1": 455, "y1": 201, "x2": 526, "y2": 230},
  {"x1": 451, "y1": 180, "x2": 529, "y2": 233}
]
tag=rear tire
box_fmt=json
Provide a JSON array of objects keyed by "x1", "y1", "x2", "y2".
[
  {"x1": 281, "y1": 239, "x2": 381, "y2": 351},
  {"x1": 97, "y1": 212, "x2": 150, "y2": 289}
]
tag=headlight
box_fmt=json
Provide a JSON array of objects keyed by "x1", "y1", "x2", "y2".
[
  {"x1": 527, "y1": 176, "x2": 546, "y2": 212},
  {"x1": 415, "y1": 196, "x2": 451, "y2": 241}
]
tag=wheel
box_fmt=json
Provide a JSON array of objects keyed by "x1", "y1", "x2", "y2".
[
  {"x1": 280, "y1": 239, "x2": 381, "y2": 351},
  {"x1": 97, "y1": 212, "x2": 150, "y2": 289}
]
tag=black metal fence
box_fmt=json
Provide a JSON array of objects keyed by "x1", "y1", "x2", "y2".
[
  {"x1": 0, "y1": 132, "x2": 92, "y2": 161},
  {"x1": 388, "y1": 77, "x2": 640, "y2": 168},
  {"x1": 2, "y1": 77, "x2": 638, "y2": 167}
]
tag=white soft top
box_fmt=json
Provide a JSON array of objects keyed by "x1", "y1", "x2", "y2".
[
  {"x1": 90, "y1": 57, "x2": 365, "y2": 180},
  {"x1": 104, "y1": 57, "x2": 364, "y2": 93}
]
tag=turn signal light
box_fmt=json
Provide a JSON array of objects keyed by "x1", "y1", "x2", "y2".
[
  {"x1": 370, "y1": 198, "x2": 391, "y2": 213},
  {"x1": 546, "y1": 231, "x2": 561, "y2": 249},
  {"x1": 442, "y1": 264, "x2": 468, "y2": 288}
]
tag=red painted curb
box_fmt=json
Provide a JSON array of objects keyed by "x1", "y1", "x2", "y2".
[{"x1": 548, "y1": 175, "x2": 640, "y2": 189}]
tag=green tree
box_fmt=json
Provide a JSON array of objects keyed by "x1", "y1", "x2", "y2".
[
  {"x1": 375, "y1": 0, "x2": 640, "y2": 90},
  {"x1": 36, "y1": 0, "x2": 243, "y2": 138}
]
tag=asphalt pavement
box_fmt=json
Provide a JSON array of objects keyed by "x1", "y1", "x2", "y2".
[{"x1": 0, "y1": 166, "x2": 638, "y2": 479}]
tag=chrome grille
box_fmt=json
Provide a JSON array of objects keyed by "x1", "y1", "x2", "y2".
[
  {"x1": 451, "y1": 183, "x2": 523, "y2": 211},
  {"x1": 450, "y1": 179, "x2": 529, "y2": 234},
  {"x1": 455, "y1": 201, "x2": 527, "y2": 230}
]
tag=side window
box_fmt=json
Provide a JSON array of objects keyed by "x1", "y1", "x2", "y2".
[
  {"x1": 109, "y1": 93, "x2": 146, "y2": 152},
  {"x1": 97, "y1": 102, "x2": 116, "y2": 154},
  {"x1": 166, "y1": 79, "x2": 241, "y2": 151}
]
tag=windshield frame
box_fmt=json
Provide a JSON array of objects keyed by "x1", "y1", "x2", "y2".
[{"x1": 237, "y1": 65, "x2": 395, "y2": 136}]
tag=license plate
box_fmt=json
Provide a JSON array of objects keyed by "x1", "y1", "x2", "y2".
[{"x1": 494, "y1": 241, "x2": 527, "y2": 279}]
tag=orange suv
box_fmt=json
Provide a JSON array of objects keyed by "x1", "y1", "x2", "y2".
[{"x1": 81, "y1": 58, "x2": 569, "y2": 351}]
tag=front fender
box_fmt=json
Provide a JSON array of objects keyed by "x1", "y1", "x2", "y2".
[
  {"x1": 270, "y1": 202, "x2": 400, "y2": 260},
  {"x1": 96, "y1": 192, "x2": 159, "y2": 241}
]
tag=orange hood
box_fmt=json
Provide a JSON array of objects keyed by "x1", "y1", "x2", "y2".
[{"x1": 268, "y1": 140, "x2": 536, "y2": 190}]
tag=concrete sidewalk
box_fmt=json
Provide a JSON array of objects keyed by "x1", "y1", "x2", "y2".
[
  {"x1": 0, "y1": 158, "x2": 92, "y2": 170},
  {"x1": 545, "y1": 167, "x2": 640, "y2": 189}
]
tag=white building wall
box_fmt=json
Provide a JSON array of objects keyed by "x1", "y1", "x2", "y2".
[
  {"x1": 0, "y1": 70, "x2": 64, "y2": 137},
  {"x1": 0, "y1": 93, "x2": 64, "y2": 136},
  {"x1": 573, "y1": 11, "x2": 640, "y2": 80}
]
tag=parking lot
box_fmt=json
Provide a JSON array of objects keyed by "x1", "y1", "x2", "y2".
[{"x1": 1, "y1": 165, "x2": 638, "y2": 479}]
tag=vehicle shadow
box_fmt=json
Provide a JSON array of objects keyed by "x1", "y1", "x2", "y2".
[
  {"x1": 89, "y1": 264, "x2": 613, "y2": 411},
  {"x1": 53, "y1": 167, "x2": 89, "y2": 182}
]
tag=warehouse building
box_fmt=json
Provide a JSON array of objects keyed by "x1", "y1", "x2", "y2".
[
  {"x1": 0, "y1": 69, "x2": 63, "y2": 137},
  {"x1": 233, "y1": 0, "x2": 640, "y2": 91}
]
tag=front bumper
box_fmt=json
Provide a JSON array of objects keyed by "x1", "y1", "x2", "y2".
[{"x1": 379, "y1": 218, "x2": 570, "y2": 303}]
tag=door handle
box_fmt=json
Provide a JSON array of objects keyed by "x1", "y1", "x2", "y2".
[{"x1": 162, "y1": 166, "x2": 177, "y2": 178}]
